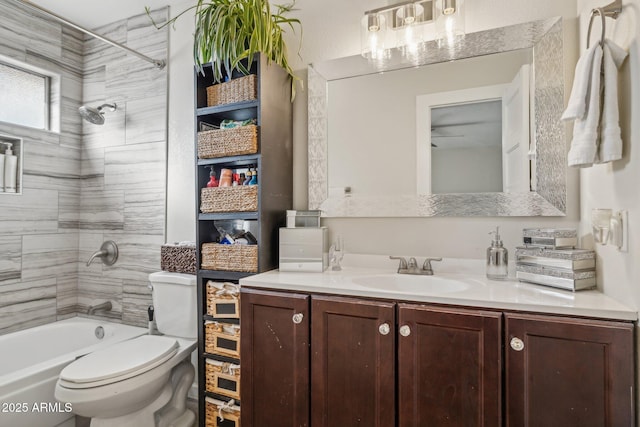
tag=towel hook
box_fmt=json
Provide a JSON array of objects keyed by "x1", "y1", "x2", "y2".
[{"x1": 586, "y1": 0, "x2": 622, "y2": 48}]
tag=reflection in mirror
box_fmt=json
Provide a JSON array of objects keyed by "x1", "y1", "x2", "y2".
[
  {"x1": 308, "y1": 17, "x2": 565, "y2": 217},
  {"x1": 430, "y1": 100, "x2": 503, "y2": 194}
]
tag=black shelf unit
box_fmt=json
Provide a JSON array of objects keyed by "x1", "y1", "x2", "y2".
[{"x1": 194, "y1": 55, "x2": 292, "y2": 426}]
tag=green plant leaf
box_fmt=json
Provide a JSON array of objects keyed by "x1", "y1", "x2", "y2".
[{"x1": 149, "y1": 0, "x2": 302, "y2": 99}]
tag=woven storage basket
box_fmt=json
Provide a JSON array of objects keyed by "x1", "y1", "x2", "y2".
[
  {"x1": 206, "y1": 281, "x2": 240, "y2": 318},
  {"x1": 205, "y1": 322, "x2": 240, "y2": 358},
  {"x1": 207, "y1": 74, "x2": 257, "y2": 107},
  {"x1": 160, "y1": 244, "x2": 196, "y2": 274},
  {"x1": 205, "y1": 360, "x2": 241, "y2": 399},
  {"x1": 198, "y1": 125, "x2": 258, "y2": 159},
  {"x1": 200, "y1": 185, "x2": 258, "y2": 213},
  {"x1": 201, "y1": 243, "x2": 258, "y2": 272},
  {"x1": 205, "y1": 397, "x2": 241, "y2": 427}
]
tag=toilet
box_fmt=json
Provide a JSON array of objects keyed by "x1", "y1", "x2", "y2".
[{"x1": 55, "y1": 272, "x2": 198, "y2": 427}]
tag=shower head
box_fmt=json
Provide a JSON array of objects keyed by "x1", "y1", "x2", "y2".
[{"x1": 79, "y1": 103, "x2": 117, "y2": 125}]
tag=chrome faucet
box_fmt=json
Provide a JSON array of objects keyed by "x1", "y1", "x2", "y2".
[
  {"x1": 87, "y1": 301, "x2": 112, "y2": 315},
  {"x1": 86, "y1": 241, "x2": 119, "y2": 267},
  {"x1": 390, "y1": 256, "x2": 442, "y2": 275}
]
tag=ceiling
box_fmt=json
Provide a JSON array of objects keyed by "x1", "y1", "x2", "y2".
[{"x1": 25, "y1": 0, "x2": 174, "y2": 29}]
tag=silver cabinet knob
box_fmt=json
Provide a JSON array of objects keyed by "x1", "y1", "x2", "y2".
[
  {"x1": 292, "y1": 313, "x2": 304, "y2": 324},
  {"x1": 378, "y1": 323, "x2": 390, "y2": 335},
  {"x1": 510, "y1": 337, "x2": 525, "y2": 351},
  {"x1": 399, "y1": 325, "x2": 411, "y2": 337}
]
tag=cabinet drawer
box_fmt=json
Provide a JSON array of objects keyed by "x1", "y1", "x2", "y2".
[
  {"x1": 205, "y1": 359, "x2": 241, "y2": 400},
  {"x1": 205, "y1": 397, "x2": 241, "y2": 427},
  {"x1": 206, "y1": 281, "x2": 240, "y2": 319},
  {"x1": 205, "y1": 321, "x2": 241, "y2": 358}
]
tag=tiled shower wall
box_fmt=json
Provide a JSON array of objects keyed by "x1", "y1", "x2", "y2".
[
  {"x1": 0, "y1": 0, "x2": 84, "y2": 334},
  {"x1": 77, "y1": 9, "x2": 168, "y2": 327},
  {"x1": 0, "y1": 1, "x2": 169, "y2": 334}
]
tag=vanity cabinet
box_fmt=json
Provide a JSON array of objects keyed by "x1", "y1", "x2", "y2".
[
  {"x1": 311, "y1": 296, "x2": 396, "y2": 426},
  {"x1": 240, "y1": 288, "x2": 309, "y2": 427},
  {"x1": 505, "y1": 313, "x2": 634, "y2": 427},
  {"x1": 240, "y1": 288, "x2": 635, "y2": 427},
  {"x1": 397, "y1": 304, "x2": 502, "y2": 426}
]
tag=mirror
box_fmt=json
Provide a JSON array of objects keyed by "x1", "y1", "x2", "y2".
[{"x1": 308, "y1": 17, "x2": 565, "y2": 217}]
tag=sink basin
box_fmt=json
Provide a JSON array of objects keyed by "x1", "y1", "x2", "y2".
[{"x1": 351, "y1": 274, "x2": 473, "y2": 294}]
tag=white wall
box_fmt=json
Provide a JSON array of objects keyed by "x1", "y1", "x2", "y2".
[
  {"x1": 575, "y1": 0, "x2": 640, "y2": 309},
  {"x1": 165, "y1": 0, "x2": 581, "y2": 260},
  {"x1": 165, "y1": 1, "x2": 196, "y2": 243}
]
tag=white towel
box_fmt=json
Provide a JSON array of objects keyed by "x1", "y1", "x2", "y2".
[
  {"x1": 566, "y1": 45, "x2": 603, "y2": 167},
  {"x1": 598, "y1": 39, "x2": 627, "y2": 163},
  {"x1": 562, "y1": 44, "x2": 601, "y2": 121}
]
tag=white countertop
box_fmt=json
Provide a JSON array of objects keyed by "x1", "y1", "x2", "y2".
[{"x1": 240, "y1": 255, "x2": 637, "y2": 321}]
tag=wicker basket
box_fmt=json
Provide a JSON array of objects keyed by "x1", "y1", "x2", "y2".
[
  {"x1": 160, "y1": 244, "x2": 196, "y2": 274},
  {"x1": 206, "y1": 281, "x2": 240, "y2": 318},
  {"x1": 198, "y1": 125, "x2": 258, "y2": 159},
  {"x1": 200, "y1": 185, "x2": 258, "y2": 213},
  {"x1": 205, "y1": 359, "x2": 241, "y2": 399},
  {"x1": 205, "y1": 321, "x2": 240, "y2": 358},
  {"x1": 205, "y1": 397, "x2": 241, "y2": 427},
  {"x1": 201, "y1": 243, "x2": 258, "y2": 272},
  {"x1": 207, "y1": 74, "x2": 257, "y2": 107}
]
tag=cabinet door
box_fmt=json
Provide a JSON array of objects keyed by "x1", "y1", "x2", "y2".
[
  {"x1": 397, "y1": 304, "x2": 502, "y2": 427},
  {"x1": 505, "y1": 313, "x2": 635, "y2": 427},
  {"x1": 240, "y1": 288, "x2": 310, "y2": 427},
  {"x1": 311, "y1": 295, "x2": 395, "y2": 427}
]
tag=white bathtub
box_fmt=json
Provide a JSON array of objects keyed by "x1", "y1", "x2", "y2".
[{"x1": 0, "y1": 317, "x2": 146, "y2": 427}]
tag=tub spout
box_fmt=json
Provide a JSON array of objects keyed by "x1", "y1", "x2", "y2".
[
  {"x1": 87, "y1": 301, "x2": 112, "y2": 315},
  {"x1": 86, "y1": 240, "x2": 118, "y2": 267},
  {"x1": 86, "y1": 249, "x2": 106, "y2": 266}
]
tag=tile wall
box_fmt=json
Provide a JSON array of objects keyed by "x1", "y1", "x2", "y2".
[{"x1": 0, "y1": 1, "x2": 169, "y2": 334}]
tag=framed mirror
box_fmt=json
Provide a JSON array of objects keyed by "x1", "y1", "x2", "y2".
[{"x1": 308, "y1": 17, "x2": 565, "y2": 217}]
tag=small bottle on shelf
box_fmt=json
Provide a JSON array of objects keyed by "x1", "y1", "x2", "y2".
[
  {"x1": 206, "y1": 167, "x2": 219, "y2": 188},
  {"x1": 249, "y1": 168, "x2": 258, "y2": 185},
  {"x1": 219, "y1": 168, "x2": 233, "y2": 187},
  {"x1": 243, "y1": 169, "x2": 253, "y2": 185}
]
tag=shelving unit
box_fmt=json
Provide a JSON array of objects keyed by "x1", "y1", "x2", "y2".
[{"x1": 194, "y1": 55, "x2": 292, "y2": 426}]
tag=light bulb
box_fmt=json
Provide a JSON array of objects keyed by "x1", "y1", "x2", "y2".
[
  {"x1": 436, "y1": 0, "x2": 465, "y2": 46},
  {"x1": 361, "y1": 13, "x2": 388, "y2": 60}
]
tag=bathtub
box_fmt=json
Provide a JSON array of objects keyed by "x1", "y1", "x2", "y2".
[{"x1": 0, "y1": 317, "x2": 146, "y2": 427}]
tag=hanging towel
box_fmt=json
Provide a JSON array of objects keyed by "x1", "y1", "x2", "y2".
[
  {"x1": 562, "y1": 44, "x2": 601, "y2": 121},
  {"x1": 598, "y1": 39, "x2": 628, "y2": 163},
  {"x1": 565, "y1": 45, "x2": 603, "y2": 167}
]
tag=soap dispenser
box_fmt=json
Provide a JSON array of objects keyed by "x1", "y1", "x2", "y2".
[
  {"x1": 0, "y1": 143, "x2": 5, "y2": 193},
  {"x1": 486, "y1": 226, "x2": 508, "y2": 280},
  {"x1": 3, "y1": 142, "x2": 17, "y2": 193}
]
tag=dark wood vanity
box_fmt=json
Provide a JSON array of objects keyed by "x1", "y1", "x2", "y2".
[{"x1": 240, "y1": 287, "x2": 634, "y2": 427}]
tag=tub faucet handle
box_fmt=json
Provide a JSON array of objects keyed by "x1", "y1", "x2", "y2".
[{"x1": 86, "y1": 241, "x2": 118, "y2": 267}]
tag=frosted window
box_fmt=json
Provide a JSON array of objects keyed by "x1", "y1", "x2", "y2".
[{"x1": 0, "y1": 62, "x2": 48, "y2": 129}]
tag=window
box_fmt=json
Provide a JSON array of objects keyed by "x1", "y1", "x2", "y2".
[{"x1": 0, "y1": 61, "x2": 49, "y2": 130}]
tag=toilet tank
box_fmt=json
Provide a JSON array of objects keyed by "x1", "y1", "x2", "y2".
[{"x1": 148, "y1": 271, "x2": 197, "y2": 339}]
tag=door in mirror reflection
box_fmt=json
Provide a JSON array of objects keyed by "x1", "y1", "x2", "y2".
[
  {"x1": 418, "y1": 64, "x2": 531, "y2": 195},
  {"x1": 430, "y1": 100, "x2": 503, "y2": 194}
]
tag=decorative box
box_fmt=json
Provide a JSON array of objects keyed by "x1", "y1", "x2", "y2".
[{"x1": 160, "y1": 243, "x2": 196, "y2": 274}]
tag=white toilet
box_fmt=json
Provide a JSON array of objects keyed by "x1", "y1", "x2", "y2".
[{"x1": 55, "y1": 272, "x2": 198, "y2": 427}]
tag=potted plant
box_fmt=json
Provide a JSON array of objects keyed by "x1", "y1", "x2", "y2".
[{"x1": 147, "y1": 0, "x2": 302, "y2": 97}]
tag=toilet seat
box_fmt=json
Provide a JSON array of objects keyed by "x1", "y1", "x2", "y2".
[{"x1": 59, "y1": 335, "x2": 178, "y2": 389}]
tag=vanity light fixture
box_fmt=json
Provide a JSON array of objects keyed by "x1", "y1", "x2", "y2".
[
  {"x1": 360, "y1": 1, "x2": 433, "y2": 61},
  {"x1": 361, "y1": 12, "x2": 388, "y2": 60},
  {"x1": 396, "y1": 3, "x2": 425, "y2": 57},
  {"x1": 435, "y1": 0, "x2": 466, "y2": 47}
]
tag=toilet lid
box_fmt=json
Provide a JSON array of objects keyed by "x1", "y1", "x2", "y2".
[{"x1": 60, "y1": 335, "x2": 178, "y2": 386}]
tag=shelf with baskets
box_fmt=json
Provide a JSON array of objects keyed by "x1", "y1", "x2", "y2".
[{"x1": 194, "y1": 54, "x2": 293, "y2": 427}]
